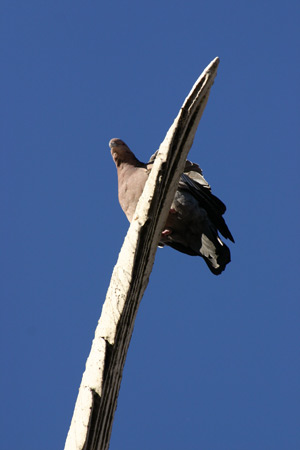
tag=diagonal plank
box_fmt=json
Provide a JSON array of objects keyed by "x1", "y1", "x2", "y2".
[{"x1": 65, "y1": 56, "x2": 220, "y2": 450}]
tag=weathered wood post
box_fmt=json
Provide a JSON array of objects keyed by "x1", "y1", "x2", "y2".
[{"x1": 65, "y1": 57, "x2": 220, "y2": 450}]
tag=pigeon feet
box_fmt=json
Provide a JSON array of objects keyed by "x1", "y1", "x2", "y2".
[{"x1": 161, "y1": 228, "x2": 172, "y2": 237}]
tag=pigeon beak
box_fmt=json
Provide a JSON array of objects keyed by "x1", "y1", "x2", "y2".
[{"x1": 109, "y1": 138, "x2": 124, "y2": 149}]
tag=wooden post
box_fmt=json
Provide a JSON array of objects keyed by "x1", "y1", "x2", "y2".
[{"x1": 65, "y1": 57, "x2": 220, "y2": 450}]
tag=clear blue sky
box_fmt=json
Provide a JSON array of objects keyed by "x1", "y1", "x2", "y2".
[{"x1": 1, "y1": 1, "x2": 299, "y2": 449}]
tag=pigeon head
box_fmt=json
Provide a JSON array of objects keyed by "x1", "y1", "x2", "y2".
[{"x1": 109, "y1": 138, "x2": 140, "y2": 167}]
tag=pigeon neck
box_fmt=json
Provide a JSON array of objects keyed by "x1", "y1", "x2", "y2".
[{"x1": 115, "y1": 153, "x2": 142, "y2": 169}]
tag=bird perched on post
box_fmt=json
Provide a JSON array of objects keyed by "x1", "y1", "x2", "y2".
[{"x1": 110, "y1": 138, "x2": 234, "y2": 275}]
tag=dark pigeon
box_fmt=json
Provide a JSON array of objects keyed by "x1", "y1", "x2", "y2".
[{"x1": 110, "y1": 138, "x2": 234, "y2": 275}]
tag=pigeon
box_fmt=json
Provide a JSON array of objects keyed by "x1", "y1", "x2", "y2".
[{"x1": 110, "y1": 138, "x2": 234, "y2": 275}]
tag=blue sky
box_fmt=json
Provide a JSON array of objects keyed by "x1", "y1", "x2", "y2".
[{"x1": 1, "y1": 1, "x2": 299, "y2": 449}]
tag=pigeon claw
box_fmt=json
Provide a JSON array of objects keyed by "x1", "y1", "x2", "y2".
[{"x1": 161, "y1": 228, "x2": 172, "y2": 237}]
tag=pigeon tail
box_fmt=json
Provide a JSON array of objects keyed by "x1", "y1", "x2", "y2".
[
  {"x1": 199, "y1": 233, "x2": 231, "y2": 275},
  {"x1": 160, "y1": 226, "x2": 231, "y2": 275}
]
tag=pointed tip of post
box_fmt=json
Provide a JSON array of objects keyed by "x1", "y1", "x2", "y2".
[
  {"x1": 181, "y1": 57, "x2": 220, "y2": 113},
  {"x1": 208, "y1": 56, "x2": 220, "y2": 72}
]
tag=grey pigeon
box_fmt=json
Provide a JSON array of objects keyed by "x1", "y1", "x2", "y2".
[{"x1": 110, "y1": 138, "x2": 234, "y2": 275}]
